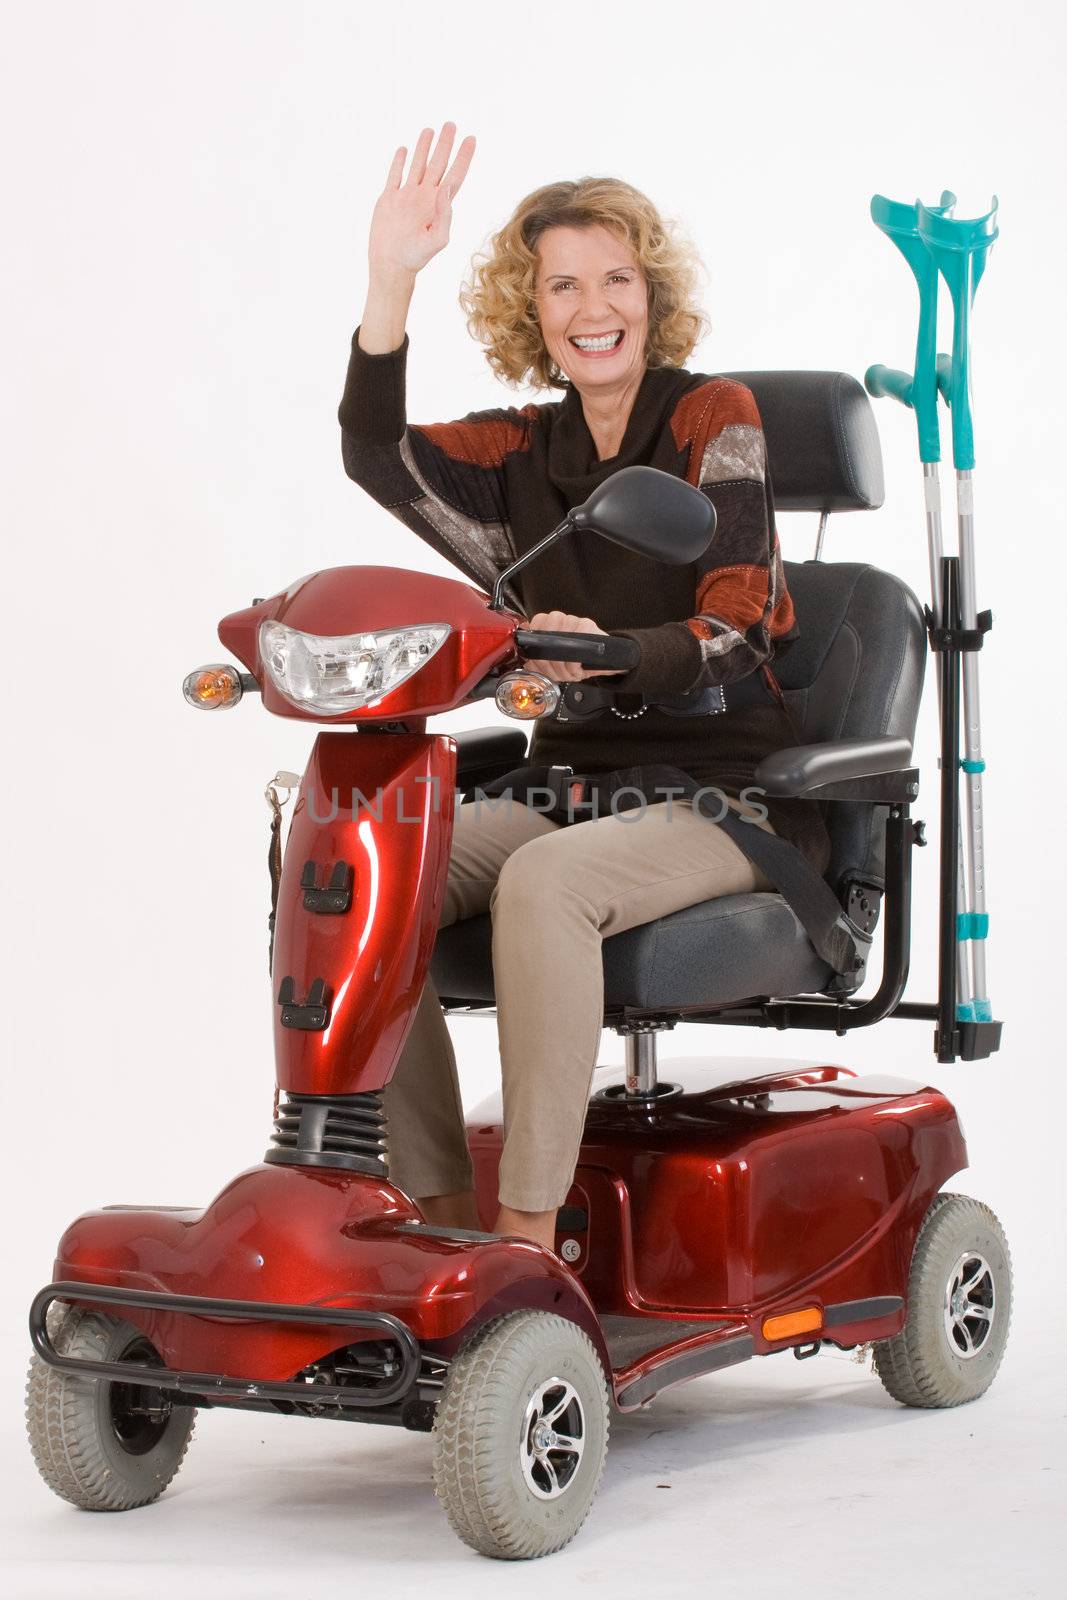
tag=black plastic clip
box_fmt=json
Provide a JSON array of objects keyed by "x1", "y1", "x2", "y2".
[
  {"x1": 300, "y1": 860, "x2": 353, "y2": 915},
  {"x1": 959, "y1": 1018, "x2": 1003, "y2": 1060},
  {"x1": 277, "y1": 976, "x2": 330, "y2": 1031},
  {"x1": 933, "y1": 1017, "x2": 1003, "y2": 1063},
  {"x1": 925, "y1": 607, "x2": 993, "y2": 653},
  {"x1": 793, "y1": 1341, "x2": 822, "y2": 1360}
]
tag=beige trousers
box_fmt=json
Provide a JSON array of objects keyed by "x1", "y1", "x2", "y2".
[{"x1": 382, "y1": 792, "x2": 773, "y2": 1213}]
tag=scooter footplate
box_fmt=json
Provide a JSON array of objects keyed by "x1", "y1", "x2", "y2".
[{"x1": 600, "y1": 1313, "x2": 734, "y2": 1368}]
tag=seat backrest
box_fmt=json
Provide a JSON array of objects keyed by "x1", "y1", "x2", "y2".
[
  {"x1": 777, "y1": 560, "x2": 927, "y2": 894},
  {"x1": 719, "y1": 371, "x2": 924, "y2": 897},
  {"x1": 725, "y1": 370, "x2": 885, "y2": 514}
]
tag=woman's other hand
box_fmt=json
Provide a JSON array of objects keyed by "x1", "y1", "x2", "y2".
[
  {"x1": 368, "y1": 122, "x2": 477, "y2": 281},
  {"x1": 523, "y1": 612, "x2": 627, "y2": 682}
]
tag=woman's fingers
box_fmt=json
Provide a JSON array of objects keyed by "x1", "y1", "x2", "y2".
[
  {"x1": 523, "y1": 612, "x2": 610, "y2": 682},
  {"x1": 428, "y1": 132, "x2": 476, "y2": 236},
  {"x1": 398, "y1": 123, "x2": 475, "y2": 197},
  {"x1": 526, "y1": 659, "x2": 581, "y2": 683},
  {"x1": 425, "y1": 121, "x2": 456, "y2": 184},
  {"x1": 385, "y1": 145, "x2": 407, "y2": 190},
  {"x1": 529, "y1": 611, "x2": 606, "y2": 635},
  {"x1": 404, "y1": 126, "x2": 434, "y2": 187},
  {"x1": 442, "y1": 134, "x2": 476, "y2": 196}
]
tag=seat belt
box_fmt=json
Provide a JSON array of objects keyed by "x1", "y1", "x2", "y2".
[
  {"x1": 589, "y1": 763, "x2": 869, "y2": 979},
  {"x1": 473, "y1": 760, "x2": 870, "y2": 981}
]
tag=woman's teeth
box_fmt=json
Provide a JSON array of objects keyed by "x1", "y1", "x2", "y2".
[{"x1": 570, "y1": 331, "x2": 624, "y2": 352}]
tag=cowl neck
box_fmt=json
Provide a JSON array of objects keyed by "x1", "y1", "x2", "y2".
[{"x1": 547, "y1": 363, "x2": 698, "y2": 509}]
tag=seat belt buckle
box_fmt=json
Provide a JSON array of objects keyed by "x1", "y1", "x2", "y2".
[
  {"x1": 544, "y1": 765, "x2": 598, "y2": 823},
  {"x1": 544, "y1": 765, "x2": 575, "y2": 810}
]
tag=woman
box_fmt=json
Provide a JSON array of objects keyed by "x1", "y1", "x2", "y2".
[{"x1": 339, "y1": 123, "x2": 829, "y2": 1251}]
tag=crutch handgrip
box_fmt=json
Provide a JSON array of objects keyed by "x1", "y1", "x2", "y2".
[
  {"x1": 869, "y1": 191, "x2": 956, "y2": 464},
  {"x1": 865, "y1": 365, "x2": 914, "y2": 408}
]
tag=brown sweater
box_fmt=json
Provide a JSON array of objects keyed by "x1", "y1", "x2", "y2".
[{"x1": 338, "y1": 330, "x2": 830, "y2": 870}]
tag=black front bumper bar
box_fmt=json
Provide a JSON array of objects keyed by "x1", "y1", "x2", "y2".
[{"x1": 30, "y1": 1281, "x2": 421, "y2": 1410}]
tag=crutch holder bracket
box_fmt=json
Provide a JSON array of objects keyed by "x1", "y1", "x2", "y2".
[
  {"x1": 300, "y1": 860, "x2": 353, "y2": 915},
  {"x1": 935, "y1": 1017, "x2": 1003, "y2": 1063},
  {"x1": 925, "y1": 606, "x2": 993, "y2": 653},
  {"x1": 277, "y1": 976, "x2": 331, "y2": 1032}
]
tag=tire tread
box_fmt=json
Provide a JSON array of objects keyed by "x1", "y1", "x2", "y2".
[
  {"x1": 873, "y1": 1192, "x2": 1012, "y2": 1409},
  {"x1": 26, "y1": 1305, "x2": 195, "y2": 1511},
  {"x1": 432, "y1": 1310, "x2": 610, "y2": 1560}
]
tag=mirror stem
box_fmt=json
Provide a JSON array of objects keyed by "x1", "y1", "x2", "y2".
[{"x1": 489, "y1": 518, "x2": 575, "y2": 612}]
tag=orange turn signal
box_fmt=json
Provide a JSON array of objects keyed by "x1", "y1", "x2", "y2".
[
  {"x1": 494, "y1": 671, "x2": 561, "y2": 721},
  {"x1": 183, "y1": 663, "x2": 244, "y2": 711},
  {"x1": 762, "y1": 1307, "x2": 823, "y2": 1342}
]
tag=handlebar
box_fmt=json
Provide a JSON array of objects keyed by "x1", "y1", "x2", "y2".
[{"x1": 512, "y1": 628, "x2": 640, "y2": 671}]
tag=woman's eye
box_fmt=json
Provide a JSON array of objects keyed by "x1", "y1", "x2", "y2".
[{"x1": 549, "y1": 275, "x2": 631, "y2": 293}]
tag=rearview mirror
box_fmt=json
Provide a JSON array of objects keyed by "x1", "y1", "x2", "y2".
[{"x1": 570, "y1": 465, "x2": 716, "y2": 563}]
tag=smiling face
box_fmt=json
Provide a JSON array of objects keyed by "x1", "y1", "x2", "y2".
[{"x1": 533, "y1": 223, "x2": 649, "y2": 393}]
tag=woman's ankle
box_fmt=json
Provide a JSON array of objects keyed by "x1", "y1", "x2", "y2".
[
  {"x1": 493, "y1": 1204, "x2": 558, "y2": 1251},
  {"x1": 417, "y1": 1189, "x2": 483, "y2": 1230}
]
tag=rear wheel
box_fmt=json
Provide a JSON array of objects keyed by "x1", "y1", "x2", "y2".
[
  {"x1": 874, "y1": 1192, "x2": 1012, "y2": 1408},
  {"x1": 26, "y1": 1303, "x2": 195, "y2": 1510},
  {"x1": 432, "y1": 1310, "x2": 610, "y2": 1560}
]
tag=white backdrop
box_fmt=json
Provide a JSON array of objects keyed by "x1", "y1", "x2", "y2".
[{"x1": 2, "y1": 2, "x2": 1064, "y2": 1593}]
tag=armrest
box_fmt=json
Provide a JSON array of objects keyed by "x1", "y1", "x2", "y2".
[
  {"x1": 454, "y1": 727, "x2": 529, "y2": 790},
  {"x1": 754, "y1": 736, "x2": 918, "y2": 802}
]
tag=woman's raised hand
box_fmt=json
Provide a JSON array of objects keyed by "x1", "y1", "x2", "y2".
[{"x1": 368, "y1": 123, "x2": 477, "y2": 281}]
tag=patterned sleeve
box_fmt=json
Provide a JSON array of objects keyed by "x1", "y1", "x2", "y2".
[
  {"x1": 338, "y1": 328, "x2": 537, "y2": 612},
  {"x1": 607, "y1": 379, "x2": 796, "y2": 697}
]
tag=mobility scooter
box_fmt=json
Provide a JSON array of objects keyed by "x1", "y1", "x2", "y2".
[{"x1": 26, "y1": 196, "x2": 1010, "y2": 1561}]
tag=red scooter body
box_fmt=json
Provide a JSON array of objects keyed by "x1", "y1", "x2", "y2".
[{"x1": 37, "y1": 561, "x2": 967, "y2": 1415}]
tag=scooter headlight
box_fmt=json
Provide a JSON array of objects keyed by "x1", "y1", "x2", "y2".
[{"x1": 258, "y1": 620, "x2": 450, "y2": 715}]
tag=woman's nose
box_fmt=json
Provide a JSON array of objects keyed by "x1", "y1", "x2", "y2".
[{"x1": 580, "y1": 288, "x2": 614, "y2": 320}]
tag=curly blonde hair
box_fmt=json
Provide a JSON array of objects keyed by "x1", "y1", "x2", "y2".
[{"x1": 459, "y1": 176, "x2": 709, "y2": 391}]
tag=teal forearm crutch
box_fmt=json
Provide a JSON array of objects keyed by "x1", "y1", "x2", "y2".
[
  {"x1": 865, "y1": 191, "x2": 973, "y2": 1021},
  {"x1": 865, "y1": 191, "x2": 999, "y2": 1047},
  {"x1": 866, "y1": 193, "x2": 955, "y2": 609},
  {"x1": 918, "y1": 198, "x2": 999, "y2": 1027}
]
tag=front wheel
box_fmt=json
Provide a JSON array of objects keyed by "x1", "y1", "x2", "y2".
[
  {"x1": 874, "y1": 1192, "x2": 1012, "y2": 1408},
  {"x1": 26, "y1": 1303, "x2": 196, "y2": 1510},
  {"x1": 432, "y1": 1310, "x2": 610, "y2": 1560}
]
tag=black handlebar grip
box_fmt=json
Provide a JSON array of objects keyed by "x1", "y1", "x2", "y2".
[{"x1": 513, "y1": 629, "x2": 640, "y2": 671}]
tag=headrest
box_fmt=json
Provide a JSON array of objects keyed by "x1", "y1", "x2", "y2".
[{"x1": 723, "y1": 371, "x2": 885, "y2": 514}]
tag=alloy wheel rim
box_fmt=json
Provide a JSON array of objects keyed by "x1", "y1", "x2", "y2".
[
  {"x1": 943, "y1": 1250, "x2": 996, "y2": 1359},
  {"x1": 108, "y1": 1336, "x2": 174, "y2": 1454},
  {"x1": 519, "y1": 1376, "x2": 586, "y2": 1500}
]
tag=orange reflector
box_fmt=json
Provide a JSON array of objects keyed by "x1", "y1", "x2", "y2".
[
  {"x1": 183, "y1": 664, "x2": 244, "y2": 710},
  {"x1": 762, "y1": 1307, "x2": 823, "y2": 1341},
  {"x1": 494, "y1": 671, "x2": 560, "y2": 721}
]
